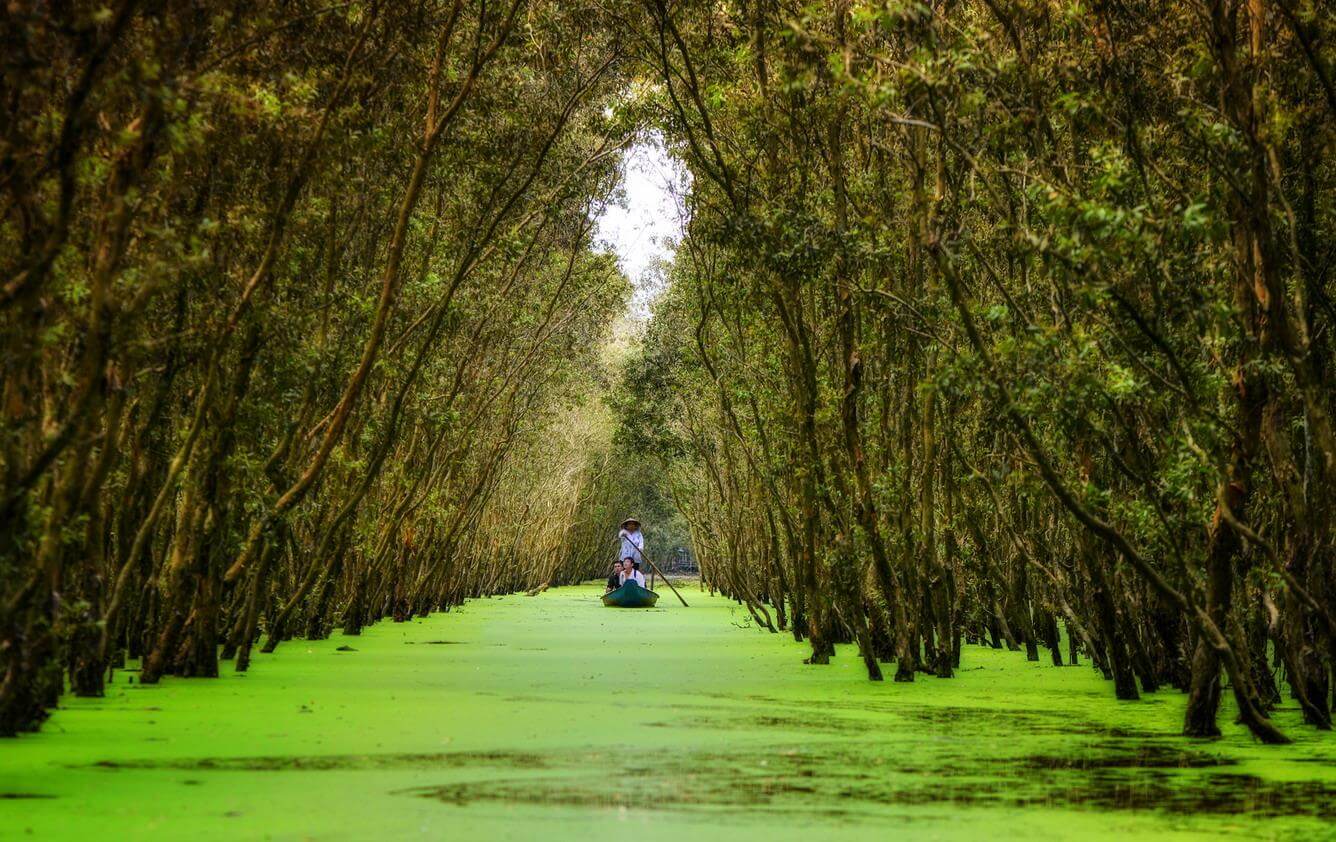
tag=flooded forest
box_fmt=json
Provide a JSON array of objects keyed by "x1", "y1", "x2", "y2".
[{"x1": 1, "y1": 0, "x2": 1334, "y2": 838}]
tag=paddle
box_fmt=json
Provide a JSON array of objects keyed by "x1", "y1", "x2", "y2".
[{"x1": 621, "y1": 535, "x2": 689, "y2": 608}]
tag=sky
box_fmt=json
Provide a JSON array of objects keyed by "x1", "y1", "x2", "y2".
[{"x1": 593, "y1": 133, "x2": 690, "y2": 320}]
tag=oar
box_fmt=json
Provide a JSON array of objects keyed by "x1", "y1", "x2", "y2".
[{"x1": 624, "y1": 539, "x2": 689, "y2": 607}]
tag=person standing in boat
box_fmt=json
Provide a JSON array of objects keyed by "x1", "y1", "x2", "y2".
[{"x1": 618, "y1": 517, "x2": 645, "y2": 570}]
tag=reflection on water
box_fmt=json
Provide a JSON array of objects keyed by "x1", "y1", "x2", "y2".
[
  {"x1": 89, "y1": 700, "x2": 1336, "y2": 824},
  {"x1": 395, "y1": 739, "x2": 1336, "y2": 822}
]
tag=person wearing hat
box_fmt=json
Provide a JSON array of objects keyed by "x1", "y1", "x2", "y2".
[{"x1": 618, "y1": 517, "x2": 645, "y2": 573}]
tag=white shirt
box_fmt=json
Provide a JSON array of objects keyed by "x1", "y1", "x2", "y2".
[
  {"x1": 619, "y1": 569, "x2": 646, "y2": 587},
  {"x1": 619, "y1": 529, "x2": 645, "y2": 564}
]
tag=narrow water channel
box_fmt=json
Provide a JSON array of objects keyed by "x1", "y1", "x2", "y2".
[{"x1": 3, "y1": 584, "x2": 1332, "y2": 840}]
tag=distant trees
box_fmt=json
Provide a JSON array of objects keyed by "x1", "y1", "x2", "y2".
[{"x1": 627, "y1": 0, "x2": 1333, "y2": 742}]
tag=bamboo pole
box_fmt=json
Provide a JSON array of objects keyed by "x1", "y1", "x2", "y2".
[{"x1": 625, "y1": 539, "x2": 688, "y2": 608}]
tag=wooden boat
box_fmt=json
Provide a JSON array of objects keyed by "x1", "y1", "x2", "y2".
[{"x1": 602, "y1": 581, "x2": 660, "y2": 608}]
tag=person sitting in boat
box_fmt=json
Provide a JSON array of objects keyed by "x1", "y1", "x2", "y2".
[
  {"x1": 618, "y1": 517, "x2": 645, "y2": 568},
  {"x1": 618, "y1": 558, "x2": 645, "y2": 588},
  {"x1": 605, "y1": 561, "x2": 622, "y2": 593}
]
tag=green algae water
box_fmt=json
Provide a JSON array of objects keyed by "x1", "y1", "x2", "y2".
[{"x1": 2, "y1": 584, "x2": 1333, "y2": 840}]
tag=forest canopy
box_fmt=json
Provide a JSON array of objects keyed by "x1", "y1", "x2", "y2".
[{"x1": 2, "y1": 0, "x2": 1333, "y2": 748}]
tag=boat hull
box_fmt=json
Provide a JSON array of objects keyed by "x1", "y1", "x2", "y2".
[{"x1": 602, "y1": 582, "x2": 659, "y2": 608}]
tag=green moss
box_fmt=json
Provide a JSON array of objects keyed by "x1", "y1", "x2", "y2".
[{"x1": 2, "y1": 584, "x2": 1332, "y2": 840}]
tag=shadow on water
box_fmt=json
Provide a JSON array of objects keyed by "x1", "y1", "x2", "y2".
[
  {"x1": 402, "y1": 640, "x2": 474, "y2": 645},
  {"x1": 74, "y1": 671, "x2": 1334, "y2": 826},
  {"x1": 86, "y1": 740, "x2": 1336, "y2": 822},
  {"x1": 85, "y1": 750, "x2": 551, "y2": 772},
  {"x1": 392, "y1": 743, "x2": 1336, "y2": 822}
]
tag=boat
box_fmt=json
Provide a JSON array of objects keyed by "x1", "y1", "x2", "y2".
[{"x1": 602, "y1": 581, "x2": 660, "y2": 608}]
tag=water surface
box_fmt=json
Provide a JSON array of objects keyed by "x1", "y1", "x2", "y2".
[{"x1": 2, "y1": 584, "x2": 1332, "y2": 839}]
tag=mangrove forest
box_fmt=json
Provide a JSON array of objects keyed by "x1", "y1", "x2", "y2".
[{"x1": 1, "y1": 0, "x2": 1334, "y2": 837}]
